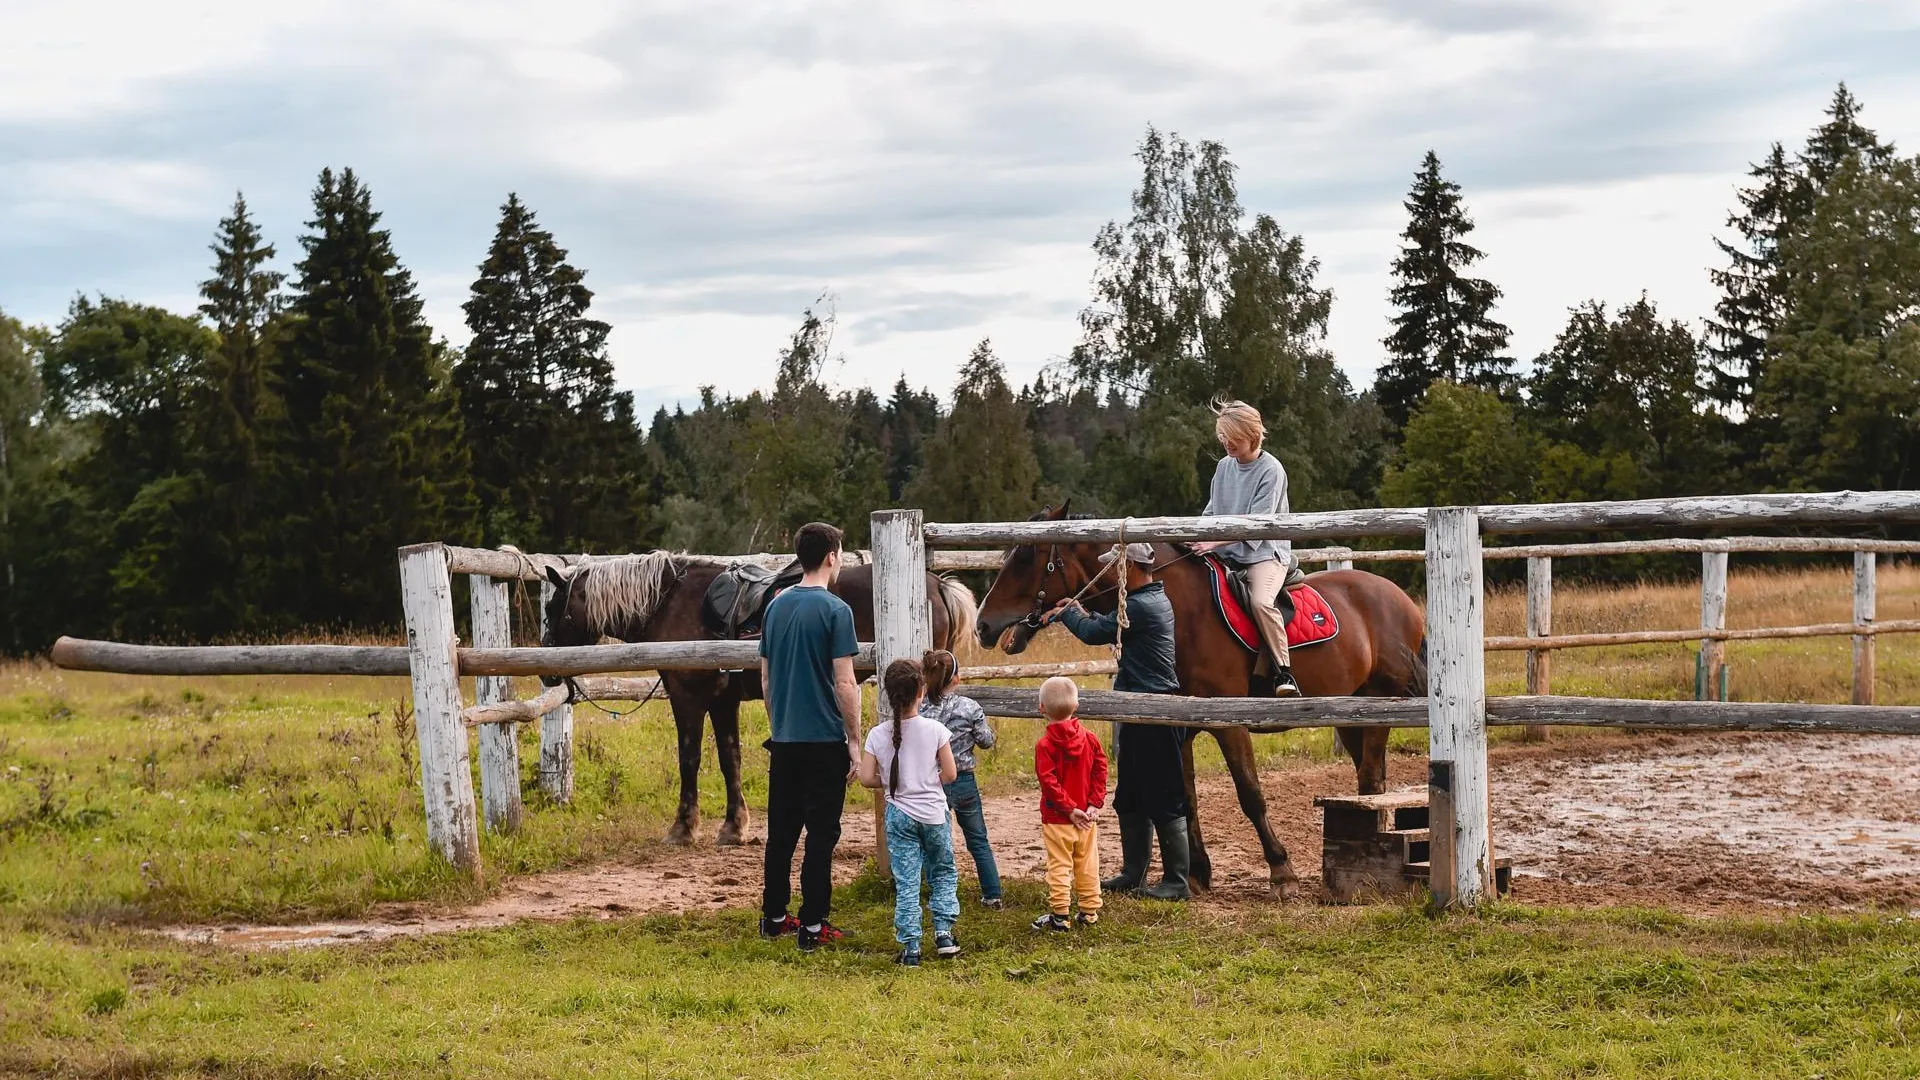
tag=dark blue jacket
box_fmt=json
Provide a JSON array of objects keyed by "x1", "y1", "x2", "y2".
[{"x1": 1059, "y1": 581, "x2": 1180, "y2": 695}]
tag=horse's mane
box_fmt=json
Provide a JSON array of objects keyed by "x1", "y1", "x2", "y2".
[{"x1": 572, "y1": 551, "x2": 685, "y2": 632}]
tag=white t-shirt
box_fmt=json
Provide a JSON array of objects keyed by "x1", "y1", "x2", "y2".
[{"x1": 865, "y1": 716, "x2": 953, "y2": 826}]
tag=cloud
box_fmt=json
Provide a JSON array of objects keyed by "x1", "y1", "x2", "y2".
[{"x1": 2, "y1": 0, "x2": 1920, "y2": 406}]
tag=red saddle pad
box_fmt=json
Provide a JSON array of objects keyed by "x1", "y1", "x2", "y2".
[{"x1": 1203, "y1": 556, "x2": 1341, "y2": 652}]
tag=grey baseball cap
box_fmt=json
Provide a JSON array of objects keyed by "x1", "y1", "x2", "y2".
[{"x1": 1098, "y1": 543, "x2": 1157, "y2": 566}]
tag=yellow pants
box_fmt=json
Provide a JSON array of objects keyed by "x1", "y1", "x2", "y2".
[{"x1": 1041, "y1": 822, "x2": 1102, "y2": 917}]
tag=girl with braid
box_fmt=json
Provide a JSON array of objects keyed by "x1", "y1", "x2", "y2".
[{"x1": 858, "y1": 658, "x2": 960, "y2": 966}]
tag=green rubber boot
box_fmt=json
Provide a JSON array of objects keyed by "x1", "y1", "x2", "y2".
[
  {"x1": 1102, "y1": 812, "x2": 1153, "y2": 894},
  {"x1": 1139, "y1": 817, "x2": 1192, "y2": 901}
]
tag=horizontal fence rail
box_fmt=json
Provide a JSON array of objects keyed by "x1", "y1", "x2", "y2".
[
  {"x1": 1485, "y1": 619, "x2": 1920, "y2": 652},
  {"x1": 956, "y1": 685, "x2": 1920, "y2": 736},
  {"x1": 445, "y1": 546, "x2": 887, "y2": 582},
  {"x1": 923, "y1": 491, "x2": 1920, "y2": 546},
  {"x1": 51, "y1": 636, "x2": 876, "y2": 679},
  {"x1": 1277, "y1": 536, "x2": 1920, "y2": 566}
]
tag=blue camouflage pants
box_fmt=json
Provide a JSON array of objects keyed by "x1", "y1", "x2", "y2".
[{"x1": 884, "y1": 803, "x2": 959, "y2": 951}]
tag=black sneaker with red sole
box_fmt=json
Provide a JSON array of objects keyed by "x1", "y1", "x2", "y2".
[
  {"x1": 797, "y1": 921, "x2": 845, "y2": 952},
  {"x1": 759, "y1": 914, "x2": 801, "y2": 939}
]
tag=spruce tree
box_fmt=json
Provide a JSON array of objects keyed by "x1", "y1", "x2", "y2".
[
  {"x1": 192, "y1": 192, "x2": 284, "y2": 628},
  {"x1": 275, "y1": 167, "x2": 472, "y2": 628},
  {"x1": 1376, "y1": 150, "x2": 1513, "y2": 431},
  {"x1": 456, "y1": 194, "x2": 643, "y2": 552},
  {"x1": 1705, "y1": 143, "x2": 1806, "y2": 409},
  {"x1": 881, "y1": 376, "x2": 939, "y2": 501},
  {"x1": 1801, "y1": 83, "x2": 1895, "y2": 187},
  {"x1": 906, "y1": 341, "x2": 1040, "y2": 522}
]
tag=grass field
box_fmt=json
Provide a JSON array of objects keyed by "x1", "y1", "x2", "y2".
[
  {"x1": 8, "y1": 897, "x2": 1920, "y2": 1078},
  {"x1": 4, "y1": 564, "x2": 1920, "y2": 1076}
]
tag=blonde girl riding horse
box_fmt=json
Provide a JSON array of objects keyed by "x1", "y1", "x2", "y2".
[{"x1": 1189, "y1": 399, "x2": 1301, "y2": 698}]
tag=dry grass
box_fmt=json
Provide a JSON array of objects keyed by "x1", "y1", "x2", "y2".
[{"x1": 957, "y1": 560, "x2": 1920, "y2": 706}]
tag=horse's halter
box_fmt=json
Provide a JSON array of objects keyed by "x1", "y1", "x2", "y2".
[
  {"x1": 1016, "y1": 540, "x2": 1204, "y2": 629},
  {"x1": 1020, "y1": 541, "x2": 1067, "y2": 630}
]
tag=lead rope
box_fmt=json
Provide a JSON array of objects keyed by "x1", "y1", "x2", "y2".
[{"x1": 1111, "y1": 518, "x2": 1131, "y2": 667}]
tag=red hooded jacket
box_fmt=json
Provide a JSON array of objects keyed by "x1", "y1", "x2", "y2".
[{"x1": 1034, "y1": 718, "x2": 1109, "y2": 825}]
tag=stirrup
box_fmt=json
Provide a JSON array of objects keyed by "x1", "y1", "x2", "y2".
[{"x1": 1272, "y1": 668, "x2": 1302, "y2": 697}]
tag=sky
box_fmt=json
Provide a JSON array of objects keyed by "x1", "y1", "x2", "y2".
[{"x1": 4, "y1": 0, "x2": 1919, "y2": 418}]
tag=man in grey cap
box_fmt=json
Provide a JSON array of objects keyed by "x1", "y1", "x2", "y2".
[{"x1": 1044, "y1": 543, "x2": 1191, "y2": 900}]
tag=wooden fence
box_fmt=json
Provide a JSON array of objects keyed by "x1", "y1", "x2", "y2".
[
  {"x1": 878, "y1": 490, "x2": 1920, "y2": 908},
  {"x1": 47, "y1": 489, "x2": 1920, "y2": 894}
]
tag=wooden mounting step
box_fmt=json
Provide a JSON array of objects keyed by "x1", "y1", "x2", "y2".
[
  {"x1": 1318, "y1": 789, "x2": 1429, "y2": 840},
  {"x1": 1313, "y1": 790, "x2": 1430, "y2": 812},
  {"x1": 1316, "y1": 787, "x2": 1513, "y2": 903}
]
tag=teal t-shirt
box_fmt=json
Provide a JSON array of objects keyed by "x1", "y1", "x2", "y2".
[{"x1": 759, "y1": 585, "x2": 859, "y2": 743}]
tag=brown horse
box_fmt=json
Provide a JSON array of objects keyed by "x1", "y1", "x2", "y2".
[
  {"x1": 975, "y1": 504, "x2": 1426, "y2": 897},
  {"x1": 542, "y1": 552, "x2": 977, "y2": 846}
]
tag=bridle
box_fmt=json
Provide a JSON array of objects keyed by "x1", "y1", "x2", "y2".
[
  {"x1": 1014, "y1": 540, "x2": 1204, "y2": 629},
  {"x1": 1019, "y1": 540, "x2": 1070, "y2": 630}
]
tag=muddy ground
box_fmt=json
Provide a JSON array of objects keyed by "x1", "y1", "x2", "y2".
[{"x1": 165, "y1": 731, "x2": 1920, "y2": 948}]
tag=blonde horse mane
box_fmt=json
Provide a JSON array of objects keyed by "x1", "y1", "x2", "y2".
[{"x1": 571, "y1": 551, "x2": 685, "y2": 633}]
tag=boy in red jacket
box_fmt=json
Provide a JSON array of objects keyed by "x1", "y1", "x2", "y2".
[{"x1": 1031, "y1": 677, "x2": 1109, "y2": 931}]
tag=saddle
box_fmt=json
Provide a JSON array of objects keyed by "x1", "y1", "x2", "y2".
[
  {"x1": 699, "y1": 560, "x2": 805, "y2": 641},
  {"x1": 1200, "y1": 554, "x2": 1339, "y2": 658}
]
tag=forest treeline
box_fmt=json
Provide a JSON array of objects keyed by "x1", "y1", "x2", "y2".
[{"x1": 1, "y1": 86, "x2": 1915, "y2": 650}]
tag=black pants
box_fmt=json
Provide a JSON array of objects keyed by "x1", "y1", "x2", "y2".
[
  {"x1": 1112, "y1": 721, "x2": 1191, "y2": 824},
  {"x1": 761, "y1": 740, "x2": 850, "y2": 925}
]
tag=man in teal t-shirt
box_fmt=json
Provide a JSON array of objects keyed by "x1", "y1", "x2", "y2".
[{"x1": 758, "y1": 522, "x2": 861, "y2": 952}]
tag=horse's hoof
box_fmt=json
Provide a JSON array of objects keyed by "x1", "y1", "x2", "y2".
[
  {"x1": 665, "y1": 821, "x2": 697, "y2": 846},
  {"x1": 1270, "y1": 861, "x2": 1303, "y2": 902},
  {"x1": 716, "y1": 819, "x2": 749, "y2": 847}
]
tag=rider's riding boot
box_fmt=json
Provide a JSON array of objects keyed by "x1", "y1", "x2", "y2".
[
  {"x1": 1102, "y1": 812, "x2": 1153, "y2": 894},
  {"x1": 1272, "y1": 666, "x2": 1302, "y2": 697},
  {"x1": 1139, "y1": 817, "x2": 1192, "y2": 901}
]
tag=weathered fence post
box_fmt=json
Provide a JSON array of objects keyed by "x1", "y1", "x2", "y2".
[
  {"x1": 470, "y1": 574, "x2": 522, "y2": 834},
  {"x1": 1523, "y1": 556, "x2": 1552, "y2": 742},
  {"x1": 1426, "y1": 506, "x2": 1491, "y2": 909},
  {"x1": 1854, "y1": 551, "x2": 1877, "y2": 706},
  {"x1": 871, "y1": 510, "x2": 931, "y2": 881},
  {"x1": 398, "y1": 543, "x2": 481, "y2": 877},
  {"x1": 1700, "y1": 550, "x2": 1729, "y2": 701},
  {"x1": 1328, "y1": 558, "x2": 1353, "y2": 571},
  {"x1": 538, "y1": 579, "x2": 575, "y2": 802}
]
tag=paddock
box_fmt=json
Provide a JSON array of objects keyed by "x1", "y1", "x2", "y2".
[{"x1": 46, "y1": 488, "x2": 1920, "y2": 904}]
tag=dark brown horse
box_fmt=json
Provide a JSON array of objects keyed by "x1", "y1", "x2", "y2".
[
  {"x1": 542, "y1": 552, "x2": 976, "y2": 846},
  {"x1": 975, "y1": 504, "x2": 1426, "y2": 897}
]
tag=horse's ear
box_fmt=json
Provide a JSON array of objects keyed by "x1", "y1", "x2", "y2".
[
  {"x1": 544, "y1": 566, "x2": 566, "y2": 589},
  {"x1": 1050, "y1": 499, "x2": 1071, "y2": 520}
]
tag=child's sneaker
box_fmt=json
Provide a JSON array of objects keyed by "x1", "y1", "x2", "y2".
[
  {"x1": 934, "y1": 931, "x2": 961, "y2": 958},
  {"x1": 1030, "y1": 912, "x2": 1071, "y2": 932},
  {"x1": 797, "y1": 921, "x2": 844, "y2": 953},
  {"x1": 895, "y1": 948, "x2": 922, "y2": 967},
  {"x1": 979, "y1": 897, "x2": 1004, "y2": 911},
  {"x1": 1074, "y1": 911, "x2": 1100, "y2": 927},
  {"x1": 759, "y1": 914, "x2": 801, "y2": 939}
]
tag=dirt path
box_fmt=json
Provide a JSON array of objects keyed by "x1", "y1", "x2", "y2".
[{"x1": 162, "y1": 732, "x2": 1920, "y2": 948}]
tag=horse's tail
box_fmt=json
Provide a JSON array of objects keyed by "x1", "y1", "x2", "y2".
[
  {"x1": 936, "y1": 575, "x2": 978, "y2": 651},
  {"x1": 1405, "y1": 637, "x2": 1429, "y2": 697}
]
